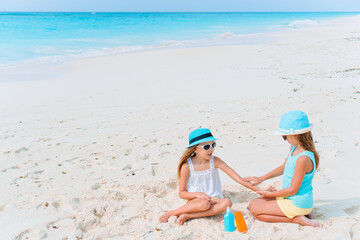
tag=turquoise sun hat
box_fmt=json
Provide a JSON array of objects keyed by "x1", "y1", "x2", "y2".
[
  {"x1": 188, "y1": 128, "x2": 218, "y2": 148},
  {"x1": 275, "y1": 110, "x2": 313, "y2": 135}
]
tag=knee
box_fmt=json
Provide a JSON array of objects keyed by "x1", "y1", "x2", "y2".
[
  {"x1": 248, "y1": 199, "x2": 255, "y2": 211},
  {"x1": 249, "y1": 199, "x2": 259, "y2": 217},
  {"x1": 197, "y1": 200, "x2": 211, "y2": 211},
  {"x1": 221, "y1": 199, "x2": 232, "y2": 211},
  {"x1": 224, "y1": 199, "x2": 232, "y2": 208}
]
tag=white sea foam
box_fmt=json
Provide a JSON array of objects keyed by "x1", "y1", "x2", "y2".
[
  {"x1": 0, "y1": 31, "x2": 273, "y2": 68},
  {"x1": 217, "y1": 31, "x2": 234, "y2": 39},
  {"x1": 30, "y1": 46, "x2": 62, "y2": 54},
  {"x1": 287, "y1": 19, "x2": 319, "y2": 28}
]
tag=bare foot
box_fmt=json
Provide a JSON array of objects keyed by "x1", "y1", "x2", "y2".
[
  {"x1": 177, "y1": 214, "x2": 190, "y2": 225},
  {"x1": 305, "y1": 211, "x2": 315, "y2": 219},
  {"x1": 159, "y1": 212, "x2": 171, "y2": 223},
  {"x1": 293, "y1": 215, "x2": 320, "y2": 227}
]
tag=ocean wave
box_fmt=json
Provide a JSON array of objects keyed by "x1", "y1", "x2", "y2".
[
  {"x1": 0, "y1": 31, "x2": 270, "y2": 67},
  {"x1": 30, "y1": 46, "x2": 61, "y2": 54},
  {"x1": 287, "y1": 19, "x2": 319, "y2": 28},
  {"x1": 216, "y1": 32, "x2": 234, "y2": 39}
]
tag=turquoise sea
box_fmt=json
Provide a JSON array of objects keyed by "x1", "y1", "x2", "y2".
[{"x1": 0, "y1": 12, "x2": 359, "y2": 65}]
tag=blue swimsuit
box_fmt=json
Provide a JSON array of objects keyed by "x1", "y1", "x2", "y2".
[{"x1": 281, "y1": 146, "x2": 316, "y2": 209}]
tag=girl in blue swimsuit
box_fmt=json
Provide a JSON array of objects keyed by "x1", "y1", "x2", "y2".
[{"x1": 245, "y1": 111, "x2": 320, "y2": 227}]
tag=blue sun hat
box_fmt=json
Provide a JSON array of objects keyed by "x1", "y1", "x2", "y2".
[
  {"x1": 188, "y1": 128, "x2": 218, "y2": 148},
  {"x1": 275, "y1": 110, "x2": 313, "y2": 135}
]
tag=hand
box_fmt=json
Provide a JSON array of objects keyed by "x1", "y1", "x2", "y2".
[
  {"x1": 243, "y1": 176, "x2": 263, "y2": 186},
  {"x1": 195, "y1": 192, "x2": 211, "y2": 200},
  {"x1": 256, "y1": 190, "x2": 273, "y2": 198},
  {"x1": 265, "y1": 185, "x2": 276, "y2": 192}
]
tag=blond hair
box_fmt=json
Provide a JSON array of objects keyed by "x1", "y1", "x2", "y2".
[
  {"x1": 177, "y1": 145, "x2": 197, "y2": 180},
  {"x1": 294, "y1": 131, "x2": 320, "y2": 169}
]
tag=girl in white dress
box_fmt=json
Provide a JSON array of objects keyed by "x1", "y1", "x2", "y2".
[{"x1": 159, "y1": 128, "x2": 271, "y2": 225}]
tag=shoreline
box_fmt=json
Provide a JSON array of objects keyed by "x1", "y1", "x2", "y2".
[{"x1": 1, "y1": 13, "x2": 359, "y2": 71}]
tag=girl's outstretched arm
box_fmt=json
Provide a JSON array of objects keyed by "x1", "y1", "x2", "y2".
[
  {"x1": 257, "y1": 155, "x2": 313, "y2": 198},
  {"x1": 243, "y1": 146, "x2": 293, "y2": 185},
  {"x1": 178, "y1": 163, "x2": 211, "y2": 200},
  {"x1": 245, "y1": 164, "x2": 285, "y2": 185},
  {"x1": 214, "y1": 156, "x2": 261, "y2": 192}
]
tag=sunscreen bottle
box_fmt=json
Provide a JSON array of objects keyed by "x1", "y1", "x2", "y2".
[
  {"x1": 224, "y1": 207, "x2": 235, "y2": 232},
  {"x1": 235, "y1": 211, "x2": 248, "y2": 233}
]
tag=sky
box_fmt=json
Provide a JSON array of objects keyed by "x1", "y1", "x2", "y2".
[{"x1": 1, "y1": 0, "x2": 360, "y2": 12}]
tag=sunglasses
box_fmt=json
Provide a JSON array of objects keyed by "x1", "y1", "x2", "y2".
[
  {"x1": 282, "y1": 136, "x2": 287, "y2": 141},
  {"x1": 198, "y1": 142, "x2": 216, "y2": 151}
]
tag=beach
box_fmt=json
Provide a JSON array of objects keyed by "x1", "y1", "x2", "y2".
[{"x1": 1, "y1": 14, "x2": 360, "y2": 239}]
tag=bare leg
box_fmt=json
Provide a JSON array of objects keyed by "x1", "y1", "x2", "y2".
[
  {"x1": 159, "y1": 198, "x2": 211, "y2": 223},
  {"x1": 177, "y1": 198, "x2": 232, "y2": 225},
  {"x1": 249, "y1": 198, "x2": 319, "y2": 227}
]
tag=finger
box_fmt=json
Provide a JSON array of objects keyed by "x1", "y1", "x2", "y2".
[
  {"x1": 209, "y1": 200, "x2": 216, "y2": 205},
  {"x1": 204, "y1": 195, "x2": 211, "y2": 200},
  {"x1": 245, "y1": 177, "x2": 254, "y2": 181},
  {"x1": 258, "y1": 192, "x2": 264, "y2": 198}
]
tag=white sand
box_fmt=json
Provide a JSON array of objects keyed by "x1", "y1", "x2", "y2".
[{"x1": 1, "y1": 16, "x2": 360, "y2": 240}]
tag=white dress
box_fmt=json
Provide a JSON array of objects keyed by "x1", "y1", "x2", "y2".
[{"x1": 186, "y1": 155, "x2": 224, "y2": 198}]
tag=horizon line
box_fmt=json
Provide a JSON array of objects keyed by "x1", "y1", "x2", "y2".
[{"x1": 1, "y1": 11, "x2": 360, "y2": 13}]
